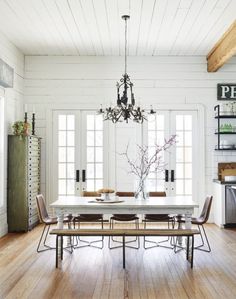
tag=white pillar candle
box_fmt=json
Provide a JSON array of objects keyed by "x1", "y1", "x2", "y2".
[{"x1": 24, "y1": 104, "x2": 28, "y2": 113}]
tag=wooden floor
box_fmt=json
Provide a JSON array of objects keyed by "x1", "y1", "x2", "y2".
[{"x1": 0, "y1": 223, "x2": 236, "y2": 299}]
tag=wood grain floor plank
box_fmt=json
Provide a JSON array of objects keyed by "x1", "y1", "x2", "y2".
[{"x1": 0, "y1": 224, "x2": 236, "y2": 299}]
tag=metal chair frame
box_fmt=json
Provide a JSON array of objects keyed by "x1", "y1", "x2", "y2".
[{"x1": 108, "y1": 218, "x2": 140, "y2": 249}]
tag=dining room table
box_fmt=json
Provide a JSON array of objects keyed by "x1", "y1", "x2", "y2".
[{"x1": 50, "y1": 195, "x2": 199, "y2": 229}]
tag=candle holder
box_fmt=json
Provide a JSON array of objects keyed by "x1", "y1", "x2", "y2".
[
  {"x1": 24, "y1": 112, "x2": 28, "y2": 123},
  {"x1": 32, "y1": 113, "x2": 35, "y2": 135}
]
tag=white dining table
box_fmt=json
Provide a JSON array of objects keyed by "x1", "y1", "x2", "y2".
[{"x1": 50, "y1": 195, "x2": 199, "y2": 229}]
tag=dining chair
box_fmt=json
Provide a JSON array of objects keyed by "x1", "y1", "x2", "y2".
[
  {"x1": 73, "y1": 191, "x2": 104, "y2": 249},
  {"x1": 176, "y1": 195, "x2": 213, "y2": 252},
  {"x1": 143, "y1": 191, "x2": 175, "y2": 249},
  {"x1": 36, "y1": 194, "x2": 72, "y2": 252},
  {"x1": 109, "y1": 191, "x2": 140, "y2": 249}
]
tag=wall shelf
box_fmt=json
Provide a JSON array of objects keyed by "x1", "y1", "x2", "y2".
[{"x1": 214, "y1": 105, "x2": 236, "y2": 150}]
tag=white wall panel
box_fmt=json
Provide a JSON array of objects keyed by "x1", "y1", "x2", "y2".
[
  {"x1": 0, "y1": 31, "x2": 24, "y2": 237},
  {"x1": 24, "y1": 55, "x2": 236, "y2": 222}
]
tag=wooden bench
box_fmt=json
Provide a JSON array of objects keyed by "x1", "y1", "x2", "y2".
[{"x1": 50, "y1": 228, "x2": 200, "y2": 269}]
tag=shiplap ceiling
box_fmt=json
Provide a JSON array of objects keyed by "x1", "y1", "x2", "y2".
[{"x1": 0, "y1": 0, "x2": 235, "y2": 56}]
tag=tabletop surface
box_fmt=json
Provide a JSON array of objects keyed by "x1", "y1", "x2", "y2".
[{"x1": 50, "y1": 196, "x2": 199, "y2": 209}]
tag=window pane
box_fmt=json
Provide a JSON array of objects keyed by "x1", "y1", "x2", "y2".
[
  {"x1": 176, "y1": 115, "x2": 183, "y2": 130},
  {"x1": 67, "y1": 147, "x2": 74, "y2": 163},
  {"x1": 176, "y1": 132, "x2": 183, "y2": 146},
  {"x1": 96, "y1": 131, "x2": 103, "y2": 146},
  {"x1": 67, "y1": 180, "x2": 75, "y2": 195},
  {"x1": 87, "y1": 164, "x2": 94, "y2": 178},
  {"x1": 185, "y1": 132, "x2": 192, "y2": 146},
  {"x1": 59, "y1": 147, "x2": 66, "y2": 162},
  {"x1": 87, "y1": 179, "x2": 94, "y2": 191},
  {"x1": 67, "y1": 115, "x2": 75, "y2": 130},
  {"x1": 148, "y1": 114, "x2": 155, "y2": 130},
  {"x1": 59, "y1": 131, "x2": 66, "y2": 146},
  {"x1": 176, "y1": 180, "x2": 183, "y2": 195},
  {"x1": 176, "y1": 147, "x2": 183, "y2": 163},
  {"x1": 59, "y1": 115, "x2": 66, "y2": 130},
  {"x1": 184, "y1": 115, "x2": 192, "y2": 130},
  {"x1": 67, "y1": 131, "x2": 74, "y2": 146},
  {"x1": 148, "y1": 132, "x2": 155, "y2": 147},
  {"x1": 156, "y1": 115, "x2": 164, "y2": 130},
  {"x1": 87, "y1": 131, "x2": 94, "y2": 146},
  {"x1": 87, "y1": 147, "x2": 94, "y2": 162},
  {"x1": 58, "y1": 179, "x2": 66, "y2": 194},
  {"x1": 156, "y1": 131, "x2": 164, "y2": 145},
  {"x1": 87, "y1": 115, "x2": 94, "y2": 130},
  {"x1": 96, "y1": 164, "x2": 103, "y2": 178},
  {"x1": 58, "y1": 164, "x2": 66, "y2": 178},
  {"x1": 96, "y1": 147, "x2": 103, "y2": 162},
  {"x1": 95, "y1": 115, "x2": 103, "y2": 130},
  {"x1": 176, "y1": 164, "x2": 184, "y2": 179},
  {"x1": 184, "y1": 148, "x2": 192, "y2": 163},
  {"x1": 67, "y1": 164, "x2": 75, "y2": 179},
  {"x1": 185, "y1": 180, "x2": 192, "y2": 194},
  {"x1": 147, "y1": 179, "x2": 156, "y2": 192},
  {"x1": 95, "y1": 180, "x2": 103, "y2": 190},
  {"x1": 185, "y1": 164, "x2": 192, "y2": 178}
]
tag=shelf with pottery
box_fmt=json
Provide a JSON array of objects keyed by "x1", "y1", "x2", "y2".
[{"x1": 214, "y1": 104, "x2": 236, "y2": 151}]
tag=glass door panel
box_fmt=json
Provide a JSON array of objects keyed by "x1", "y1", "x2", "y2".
[{"x1": 53, "y1": 110, "x2": 105, "y2": 199}]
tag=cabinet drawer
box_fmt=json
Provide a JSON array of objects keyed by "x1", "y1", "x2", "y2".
[{"x1": 29, "y1": 214, "x2": 39, "y2": 226}]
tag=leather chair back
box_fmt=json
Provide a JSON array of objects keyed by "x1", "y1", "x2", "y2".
[
  {"x1": 149, "y1": 192, "x2": 166, "y2": 197},
  {"x1": 199, "y1": 196, "x2": 213, "y2": 223},
  {"x1": 115, "y1": 192, "x2": 135, "y2": 197},
  {"x1": 82, "y1": 191, "x2": 99, "y2": 197},
  {"x1": 36, "y1": 194, "x2": 49, "y2": 223}
]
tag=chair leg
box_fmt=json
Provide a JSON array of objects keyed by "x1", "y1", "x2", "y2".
[
  {"x1": 37, "y1": 224, "x2": 55, "y2": 252},
  {"x1": 74, "y1": 220, "x2": 104, "y2": 249},
  {"x1": 109, "y1": 219, "x2": 140, "y2": 250},
  {"x1": 143, "y1": 220, "x2": 174, "y2": 250},
  {"x1": 195, "y1": 225, "x2": 211, "y2": 252}
]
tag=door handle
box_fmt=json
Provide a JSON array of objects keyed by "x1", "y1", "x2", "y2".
[
  {"x1": 76, "y1": 170, "x2": 80, "y2": 182},
  {"x1": 165, "y1": 169, "x2": 169, "y2": 182},
  {"x1": 171, "y1": 170, "x2": 175, "y2": 182},
  {"x1": 82, "y1": 169, "x2": 86, "y2": 182}
]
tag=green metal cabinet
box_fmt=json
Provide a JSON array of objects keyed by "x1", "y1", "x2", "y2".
[{"x1": 7, "y1": 135, "x2": 41, "y2": 232}]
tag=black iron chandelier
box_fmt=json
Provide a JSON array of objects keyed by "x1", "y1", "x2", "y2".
[{"x1": 98, "y1": 15, "x2": 155, "y2": 123}]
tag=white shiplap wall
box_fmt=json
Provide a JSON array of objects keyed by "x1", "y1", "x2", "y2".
[
  {"x1": 24, "y1": 55, "x2": 236, "y2": 220},
  {"x1": 0, "y1": 31, "x2": 24, "y2": 237}
]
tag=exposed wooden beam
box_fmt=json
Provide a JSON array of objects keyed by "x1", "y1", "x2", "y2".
[{"x1": 207, "y1": 20, "x2": 236, "y2": 72}]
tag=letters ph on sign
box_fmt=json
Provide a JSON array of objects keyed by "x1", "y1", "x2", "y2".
[{"x1": 217, "y1": 84, "x2": 236, "y2": 100}]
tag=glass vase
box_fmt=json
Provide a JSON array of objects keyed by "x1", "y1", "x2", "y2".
[{"x1": 134, "y1": 177, "x2": 149, "y2": 200}]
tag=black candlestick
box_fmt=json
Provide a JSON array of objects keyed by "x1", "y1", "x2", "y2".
[
  {"x1": 24, "y1": 112, "x2": 28, "y2": 123},
  {"x1": 32, "y1": 113, "x2": 35, "y2": 135}
]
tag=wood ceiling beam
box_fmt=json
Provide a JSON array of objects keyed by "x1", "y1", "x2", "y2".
[{"x1": 207, "y1": 20, "x2": 236, "y2": 72}]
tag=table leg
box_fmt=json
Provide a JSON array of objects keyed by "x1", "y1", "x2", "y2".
[
  {"x1": 57, "y1": 211, "x2": 64, "y2": 266},
  {"x1": 185, "y1": 211, "x2": 193, "y2": 262}
]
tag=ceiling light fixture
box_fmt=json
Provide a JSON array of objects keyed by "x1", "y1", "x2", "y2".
[{"x1": 98, "y1": 15, "x2": 155, "y2": 123}]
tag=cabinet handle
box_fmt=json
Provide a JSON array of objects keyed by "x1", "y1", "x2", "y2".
[
  {"x1": 165, "y1": 170, "x2": 169, "y2": 182},
  {"x1": 82, "y1": 170, "x2": 86, "y2": 182},
  {"x1": 76, "y1": 170, "x2": 80, "y2": 182},
  {"x1": 171, "y1": 170, "x2": 175, "y2": 182}
]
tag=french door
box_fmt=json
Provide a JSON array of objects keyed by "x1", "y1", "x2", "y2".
[
  {"x1": 145, "y1": 110, "x2": 198, "y2": 201},
  {"x1": 52, "y1": 108, "x2": 200, "y2": 203},
  {"x1": 52, "y1": 110, "x2": 107, "y2": 199}
]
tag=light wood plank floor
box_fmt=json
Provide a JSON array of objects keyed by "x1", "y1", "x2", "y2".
[{"x1": 0, "y1": 223, "x2": 236, "y2": 299}]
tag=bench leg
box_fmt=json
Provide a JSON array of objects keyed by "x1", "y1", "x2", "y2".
[
  {"x1": 191, "y1": 236, "x2": 194, "y2": 268},
  {"x1": 123, "y1": 235, "x2": 126, "y2": 269},
  {"x1": 186, "y1": 236, "x2": 189, "y2": 260},
  {"x1": 56, "y1": 236, "x2": 58, "y2": 268},
  {"x1": 61, "y1": 236, "x2": 63, "y2": 260}
]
